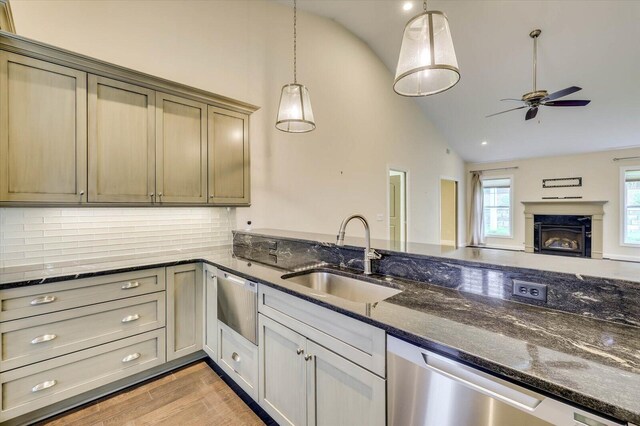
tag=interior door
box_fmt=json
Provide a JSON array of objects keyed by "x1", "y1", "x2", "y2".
[
  {"x1": 440, "y1": 179, "x2": 458, "y2": 246},
  {"x1": 88, "y1": 75, "x2": 155, "y2": 203},
  {"x1": 389, "y1": 175, "x2": 401, "y2": 243},
  {"x1": 0, "y1": 52, "x2": 87, "y2": 203},
  {"x1": 259, "y1": 314, "x2": 307, "y2": 426},
  {"x1": 306, "y1": 341, "x2": 385, "y2": 426},
  {"x1": 156, "y1": 93, "x2": 207, "y2": 203}
]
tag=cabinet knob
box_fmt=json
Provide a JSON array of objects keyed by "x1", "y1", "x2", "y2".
[
  {"x1": 150, "y1": 193, "x2": 154, "y2": 197},
  {"x1": 231, "y1": 352, "x2": 241, "y2": 362},
  {"x1": 158, "y1": 193, "x2": 163, "y2": 197},
  {"x1": 209, "y1": 195, "x2": 214, "y2": 198},
  {"x1": 296, "y1": 348, "x2": 304, "y2": 355},
  {"x1": 304, "y1": 354, "x2": 312, "y2": 361},
  {"x1": 79, "y1": 190, "x2": 84, "y2": 195}
]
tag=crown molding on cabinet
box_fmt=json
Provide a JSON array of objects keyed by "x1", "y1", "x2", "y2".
[
  {"x1": 0, "y1": 31, "x2": 259, "y2": 115},
  {"x1": 0, "y1": 1, "x2": 15, "y2": 34}
]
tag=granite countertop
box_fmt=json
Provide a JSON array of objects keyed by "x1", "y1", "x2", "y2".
[
  {"x1": 1, "y1": 251, "x2": 638, "y2": 423},
  {"x1": 241, "y1": 228, "x2": 640, "y2": 284},
  {"x1": 210, "y1": 256, "x2": 640, "y2": 425}
]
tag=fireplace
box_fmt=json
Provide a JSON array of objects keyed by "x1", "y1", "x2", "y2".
[
  {"x1": 522, "y1": 201, "x2": 606, "y2": 259},
  {"x1": 534, "y1": 215, "x2": 591, "y2": 257}
]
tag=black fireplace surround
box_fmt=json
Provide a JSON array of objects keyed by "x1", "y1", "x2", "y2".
[{"x1": 534, "y1": 215, "x2": 592, "y2": 258}]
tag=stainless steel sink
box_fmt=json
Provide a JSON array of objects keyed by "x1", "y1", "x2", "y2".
[{"x1": 282, "y1": 271, "x2": 401, "y2": 304}]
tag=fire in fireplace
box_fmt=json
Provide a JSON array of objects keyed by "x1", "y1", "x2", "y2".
[{"x1": 534, "y1": 215, "x2": 592, "y2": 258}]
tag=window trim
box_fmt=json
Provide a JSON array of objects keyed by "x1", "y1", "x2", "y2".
[
  {"x1": 620, "y1": 165, "x2": 640, "y2": 247},
  {"x1": 481, "y1": 174, "x2": 514, "y2": 239}
]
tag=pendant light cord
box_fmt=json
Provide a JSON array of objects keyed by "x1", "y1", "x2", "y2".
[{"x1": 293, "y1": 0, "x2": 297, "y2": 84}]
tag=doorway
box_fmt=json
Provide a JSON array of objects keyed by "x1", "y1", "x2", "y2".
[
  {"x1": 389, "y1": 169, "x2": 407, "y2": 246},
  {"x1": 440, "y1": 178, "x2": 458, "y2": 247}
]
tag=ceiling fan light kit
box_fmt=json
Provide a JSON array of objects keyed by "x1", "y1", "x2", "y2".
[
  {"x1": 394, "y1": 1, "x2": 460, "y2": 96},
  {"x1": 276, "y1": 0, "x2": 316, "y2": 133},
  {"x1": 487, "y1": 29, "x2": 591, "y2": 121}
]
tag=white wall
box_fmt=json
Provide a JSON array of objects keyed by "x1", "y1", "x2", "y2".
[
  {"x1": 466, "y1": 147, "x2": 640, "y2": 260},
  {"x1": 10, "y1": 0, "x2": 466, "y2": 245}
]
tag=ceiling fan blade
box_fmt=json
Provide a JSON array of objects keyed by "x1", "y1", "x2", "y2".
[
  {"x1": 543, "y1": 86, "x2": 582, "y2": 101},
  {"x1": 500, "y1": 98, "x2": 524, "y2": 102},
  {"x1": 486, "y1": 106, "x2": 526, "y2": 118},
  {"x1": 543, "y1": 100, "x2": 591, "y2": 107},
  {"x1": 525, "y1": 107, "x2": 538, "y2": 120}
]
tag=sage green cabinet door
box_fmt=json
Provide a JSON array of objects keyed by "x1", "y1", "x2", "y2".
[
  {"x1": 306, "y1": 341, "x2": 386, "y2": 426},
  {"x1": 0, "y1": 52, "x2": 87, "y2": 203},
  {"x1": 259, "y1": 314, "x2": 307, "y2": 426},
  {"x1": 88, "y1": 75, "x2": 155, "y2": 203},
  {"x1": 207, "y1": 106, "x2": 250, "y2": 205},
  {"x1": 166, "y1": 263, "x2": 203, "y2": 361},
  {"x1": 156, "y1": 93, "x2": 207, "y2": 204}
]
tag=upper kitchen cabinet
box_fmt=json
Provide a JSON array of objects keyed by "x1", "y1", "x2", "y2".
[
  {"x1": 0, "y1": 52, "x2": 87, "y2": 203},
  {"x1": 208, "y1": 107, "x2": 250, "y2": 205},
  {"x1": 156, "y1": 93, "x2": 207, "y2": 204},
  {"x1": 0, "y1": 32, "x2": 258, "y2": 206},
  {"x1": 88, "y1": 75, "x2": 156, "y2": 203}
]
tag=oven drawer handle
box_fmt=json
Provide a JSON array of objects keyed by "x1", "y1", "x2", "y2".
[
  {"x1": 31, "y1": 334, "x2": 57, "y2": 344},
  {"x1": 121, "y1": 314, "x2": 140, "y2": 323},
  {"x1": 32, "y1": 380, "x2": 57, "y2": 393},
  {"x1": 422, "y1": 353, "x2": 542, "y2": 411},
  {"x1": 122, "y1": 352, "x2": 141, "y2": 363},
  {"x1": 121, "y1": 281, "x2": 140, "y2": 290},
  {"x1": 30, "y1": 295, "x2": 57, "y2": 306},
  {"x1": 223, "y1": 273, "x2": 245, "y2": 286}
]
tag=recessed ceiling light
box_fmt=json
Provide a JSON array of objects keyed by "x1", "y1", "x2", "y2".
[
  {"x1": 402, "y1": 2, "x2": 413, "y2": 11},
  {"x1": 481, "y1": 141, "x2": 488, "y2": 145}
]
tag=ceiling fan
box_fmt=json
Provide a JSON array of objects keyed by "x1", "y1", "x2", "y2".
[{"x1": 487, "y1": 29, "x2": 591, "y2": 121}]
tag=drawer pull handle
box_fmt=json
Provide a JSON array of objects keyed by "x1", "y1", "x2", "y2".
[
  {"x1": 32, "y1": 380, "x2": 57, "y2": 393},
  {"x1": 121, "y1": 314, "x2": 140, "y2": 323},
  {"x1": 122, "y1": 352, "x2": 141, "y2": 363},
  {"x1": 121, "y1": 281, "x2": 140, "y2": 290},
  {"x1": 231, "y1": 352, "x2": 241, "y2": 362},
  {"x1": 31, "y1": 334, "x2": 57, "y2": 344},
  {"x1": 30, "y1": 295, "x2": 57, "y2": 306}
]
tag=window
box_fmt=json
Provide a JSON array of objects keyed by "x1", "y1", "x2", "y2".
[
  {"x1": 482, "y1": 177, "x2": 512, "y2": 237},
  {"x1": 623, "y1": 168, "x2": 640, "y2": 245}
]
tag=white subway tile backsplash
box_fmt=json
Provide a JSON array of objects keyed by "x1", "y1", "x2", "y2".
[{"x1": 0, "y1": 207, "x2": 236, "y2": 270}]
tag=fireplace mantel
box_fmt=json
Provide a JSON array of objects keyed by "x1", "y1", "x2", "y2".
[{"x1": 522, "y1": 200, "x2": 607, "y2": 258}]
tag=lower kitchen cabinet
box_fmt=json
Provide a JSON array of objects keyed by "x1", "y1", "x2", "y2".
[
  {"x1": 258, "y1": 314, "x2": 385, "y2": 426},
  {"x1": 166, "y1": 263, "x2": 203, "y2": 361}
]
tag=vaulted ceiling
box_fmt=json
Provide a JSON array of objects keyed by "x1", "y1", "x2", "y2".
[{"x1": 288, "y1": 0, "x2": 640, "y2": 163}]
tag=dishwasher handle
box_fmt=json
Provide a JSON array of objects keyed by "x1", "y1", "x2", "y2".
[
  {"x1": 421, "y1": 352, "x2": 542, "y2": 411},
  {"x1": 223, "y1": 272, "x2": 246, "y2": 286}
]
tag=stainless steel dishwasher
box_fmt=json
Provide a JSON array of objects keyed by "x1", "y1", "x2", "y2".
[
  {"x1": 217, "y1": 270, "x2": 258, "y2": 344},
  {"x1": 387, "y1": 336, "x2": 623, "y2": 426}
]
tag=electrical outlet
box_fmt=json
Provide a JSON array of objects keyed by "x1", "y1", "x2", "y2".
[{"x1": 512, "y1": 280, "x2": 547, "y2": 302}]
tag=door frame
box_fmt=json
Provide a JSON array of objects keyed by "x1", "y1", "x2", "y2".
[
  {"x1": 439, "y1": 175, "x2": 460, "y2": 247},
  {"x1": 386, "y1": 165, "x2": 409, "y2": 244}
]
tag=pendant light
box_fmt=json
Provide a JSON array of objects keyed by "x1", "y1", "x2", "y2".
[
  {"x1": 394, "y1": 1, "x2": 460, "y2": 96},
  {"x1": 276, "y1": 0, "x2": 316, "y2": 133}
]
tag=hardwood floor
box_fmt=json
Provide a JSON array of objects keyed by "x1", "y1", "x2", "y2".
[{"x1": 37, "y1": 361, "x2": 265, "y2": 426}]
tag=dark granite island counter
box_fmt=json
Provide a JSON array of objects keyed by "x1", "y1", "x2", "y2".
[{"x1": 1, "y1": 232, "x2": 638, "y2": 423}]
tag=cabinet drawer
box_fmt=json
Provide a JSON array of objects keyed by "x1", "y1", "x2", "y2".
[
  {"x1": 0, "y1": 292, "x2": 165, "y2": 371},
  {"x1": 0, "y1": 268, "x2": 165, "y2": 322},
  {"x1": 259, "y1": 285, "x2": 386, "y2": 377},
  {"x1": 218, "y1": 321, "x2": 258, "y2": 400},
  {"x1": 0, "y1": 329, "x2": 165, "y2": 422}
]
